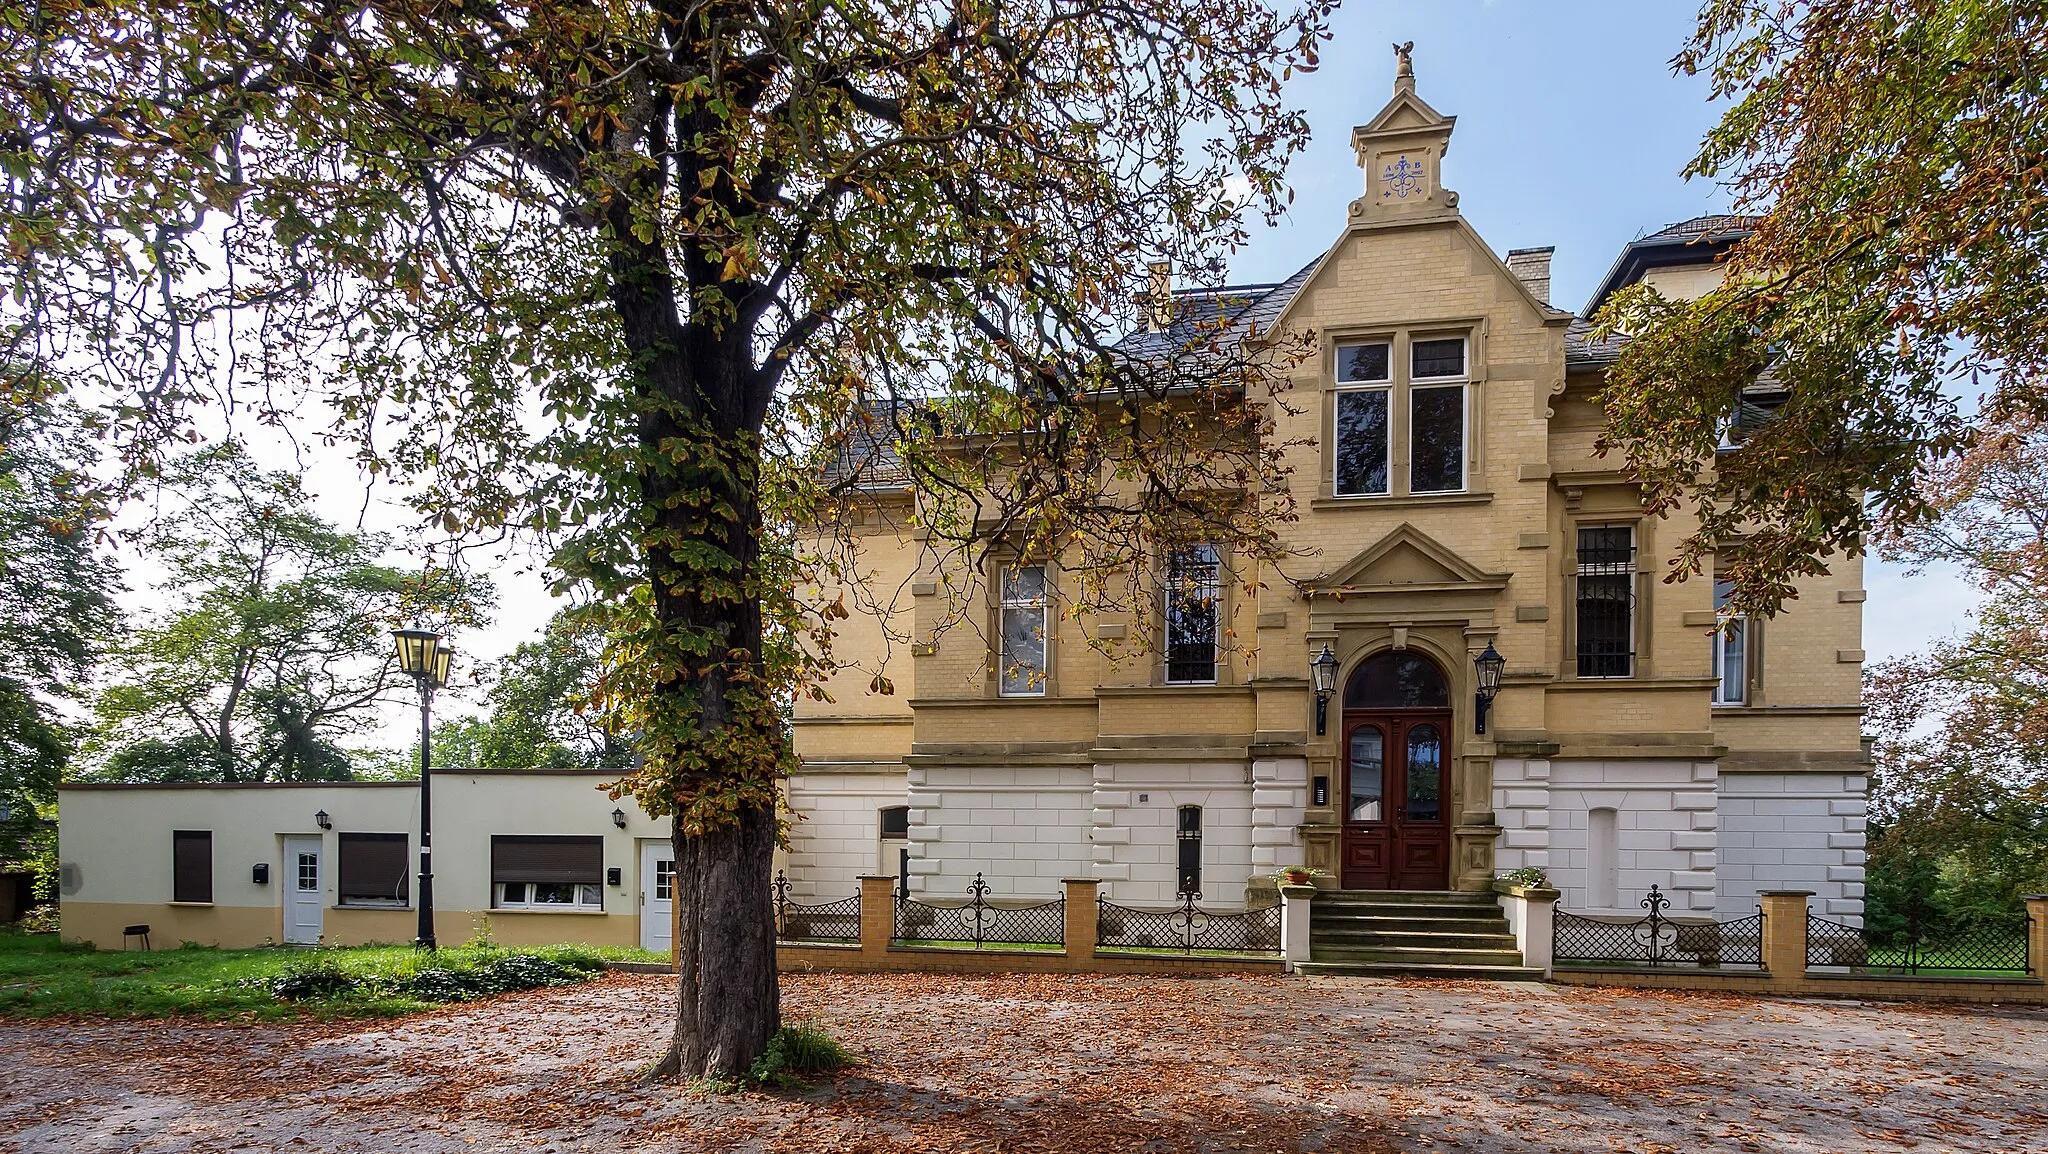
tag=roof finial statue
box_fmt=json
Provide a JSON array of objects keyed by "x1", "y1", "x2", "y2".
[{"x1": 1393, "y1": 41, "x2": 1414, "y2": 79}]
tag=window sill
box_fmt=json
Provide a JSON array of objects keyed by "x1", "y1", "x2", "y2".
[
  {"x1": 166, "y1": 901, "x2": 215, "y2": 908},
  {"x1": 1311, "y1": 491, "x2": 1492, "y2": 511},
  {"x1": 337, "y1": 901, "x2": 411, "y2": 911},
  {"x1": 490, "y1": 906, "x2": 609, "y2": 916}
]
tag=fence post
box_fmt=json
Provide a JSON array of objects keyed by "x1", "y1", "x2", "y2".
[
  {"x1": 2026, "y1": 894, "x2": 2048, "y2": 978},
  {"x1": 1279, "y1": 883, "x2": 1317, "y2": 971},
  {"x1": 857, "y1": 875, "x2": 896, "y2": 957},
  {"x1": 1063, "y1": 878, "x2": 1100, "y2": 961},
  {"x1": 1758, "y1": 890, "x2": 1812, "y2": 989}
]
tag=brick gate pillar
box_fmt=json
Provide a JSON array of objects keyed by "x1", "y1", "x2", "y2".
[
  {"x1": 857, "y1": 875, "x2": 896, "y2": 957},
  {"x1": 1758, "y1": 890, "x2": 1813, "y2": 990},
  {"x1": 1063, "y1": 878, "x2": 1100, "y2": 961}
]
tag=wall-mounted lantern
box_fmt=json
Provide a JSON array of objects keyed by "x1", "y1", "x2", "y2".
[
  {"x1": 611, "y1": 808, "x2": 628, "y2": 829},
  {"x1": 314, "y1": 810, "x2": 332, "y2": 830},
  {"x1": 1473, "y1": 641, "x2": 1506, "y2": 734},
  {"x1": 1309, "y1": 644, "x2": 1340, "y2": 736}
]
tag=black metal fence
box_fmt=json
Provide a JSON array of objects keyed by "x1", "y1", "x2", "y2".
[
  {"x1": 893, "y1": 872, "x2": 1065, "y2": 948},
  {"x1": 1097, "y1": 891, "x2": 1283, "y2": 954},
  {"x1": 1806, "y1": 912, "x2": 2030, "y2": 975},
  {"x1": 771, "y1": 870, "x2": 861, "y2": 943},
  {"x1": 1553, "y1": 885, "x2": 1765, "y2": 969}
]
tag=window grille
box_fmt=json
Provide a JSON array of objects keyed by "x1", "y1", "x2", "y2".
[
  {"x1": 1164, "y1": 545, "x2": 1220, "y2": 683},
  {"x1": 1576, "y1": 525, "x2": 1636, "y2": 677},
  {"x1": 1176, "y1": 805, "x2": 1203, "y2": 896},
  {"x1": 998, "y1": 564, "x2": 1048, "y2": 696}
]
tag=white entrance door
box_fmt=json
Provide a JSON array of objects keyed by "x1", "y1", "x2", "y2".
[
  {"x1": 283, "y1": 836, "x2": 324, "y2": 944},
  {"x1": 639, "y1": 841, "x2": 675, "y2": 953}
]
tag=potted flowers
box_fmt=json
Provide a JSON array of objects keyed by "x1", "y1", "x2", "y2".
[{"x1": 1276, "y1": 865, "x2": 1327, "y2": 887}]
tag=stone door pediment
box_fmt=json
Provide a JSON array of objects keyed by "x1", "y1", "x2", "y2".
[{"x1": 1312, "y1": 522, "x2": 1509, "y2": 594}]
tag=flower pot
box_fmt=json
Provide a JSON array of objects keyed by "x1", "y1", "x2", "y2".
[{"x1": 1281, "y1": 871, "x2": 1312, "y2": 886}]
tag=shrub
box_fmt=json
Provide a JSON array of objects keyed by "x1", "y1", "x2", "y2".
[
  {"x1": 272, "y1": 958, "x2": 363, "y2": 1001},
  {"x1": 746, "y1": 1023, "x2": 852, "y2": 1089}
]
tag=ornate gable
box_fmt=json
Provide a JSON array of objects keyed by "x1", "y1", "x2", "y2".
[{"x1": 1311, "y1": 522, "x2": 1510, "y2": 594}]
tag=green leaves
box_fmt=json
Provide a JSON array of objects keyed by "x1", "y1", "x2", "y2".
[{"x1": 1604, "y1": 0, "x2": 2045, "y2": 611}]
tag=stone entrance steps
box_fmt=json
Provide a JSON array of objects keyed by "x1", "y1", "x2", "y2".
[{"x1": 1297, "y1": 889, "x2": 1544, "y2": 980}]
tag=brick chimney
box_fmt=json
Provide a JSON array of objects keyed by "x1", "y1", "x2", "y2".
[{"x1": 1505, "y1": 247, "x2": 1553, "y2": 305}]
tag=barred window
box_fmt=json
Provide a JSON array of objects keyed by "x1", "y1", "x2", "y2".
[
  {"x1": 1176, "y1": 805, "x2": 1203, "y2": 896},
  {"x1": 1164, "y1": 545, "x2": 1220, "y2": 684},
  {"x1": 1576, "y1": 526, "x2": 1636, "y2": 678},
  {"x1": 998, "y1": 564, "x2": 1048, "y2": 696},
  {"x1": 1712, "y1": 575, "x2": 1747, "y2": 705}
]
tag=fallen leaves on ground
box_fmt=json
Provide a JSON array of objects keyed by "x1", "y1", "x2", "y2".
[{"x1": 0, "y1": 972, "x2": 2042, "y2": 1153}]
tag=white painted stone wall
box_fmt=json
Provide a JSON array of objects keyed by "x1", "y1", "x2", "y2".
[
  {"x1": 903, "y1": 763, "x2": 1091, "y2": 899},
  {"x1": 1716, "y1": 770, "x2": 1868, "y2": 923},
  {"x1": 1494, "y1": 757, "x2": 1721, "y2": 913},
  {"x1": 1089, "y1": 760, "x2": 1262, "y2": 907},
  {"x1": 781, "y1": 770, "x2": 909, "y2": 899}
]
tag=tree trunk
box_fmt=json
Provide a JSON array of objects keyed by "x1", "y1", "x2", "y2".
[
  {"x1": 605, "y1": 187, "x2": 784, "y2": 1081},
  {"x1": 648, "y1": 803, "x2": 781, "y2": 1081}
]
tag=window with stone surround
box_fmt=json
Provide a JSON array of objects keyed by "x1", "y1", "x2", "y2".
[
  {"x1": 1575, "y1": 525, "x2": 1636, "y2": 678},
  {"x1": 1332, "y1": 333, "x2": 1470, "y2": 497},
  {"x1": 1163, "y1": 544, "x2": 1221, "y2": 684},
  {"x1": 1711, "y1": 574, "x2": 1748, "y2": 705},
  {"x1": 997, "y1": 563, "x2": 1048, "y2": 696},
  {"x1": 1408, "y1": 337, "x2": 1467, "y2": 493},
  {"x1": 1176, "y1": 805, "x2": 1203, "y2": 896}
]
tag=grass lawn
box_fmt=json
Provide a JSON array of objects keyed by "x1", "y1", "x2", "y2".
[{"x1": 0, "y1": 930, "x2": 666, "y2": 1021}]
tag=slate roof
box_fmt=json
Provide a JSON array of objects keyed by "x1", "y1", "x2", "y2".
[{"x1": 1110, "y1": 255, "x2": 1323, "y2": 363}]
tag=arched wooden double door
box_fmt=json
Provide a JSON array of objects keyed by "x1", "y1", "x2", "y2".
[{"x1": 1340, "y1": 651, "x2": 1452, "y2": 890}]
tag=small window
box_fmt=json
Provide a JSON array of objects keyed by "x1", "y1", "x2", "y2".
[
  {"x1": 1411, "y1": 337, "x2": 1466, "y2": 380},
  {"x1": 1176, "y1": 805, "x2": 1203, "y2": 896},
  {"x1": 172, "y1": 830, "x2": 212, "y2": 903},
  {"x1": 296, "y1": 851, "x2": 319, "y2": 892},
  {"x1": 1712, "y1": 575, "x2": 1747, "y2": 705},
  {"x1": 338, "y1": 833, "x2": 410, "y2": 907},
  {"x1": 998, "y1": 564, "x2": 1048, "y2": 697},
  {"x1": 491, "y1": 835, "x2": 604, "y2": 911},
  {"x1": 879, "y1": 806, "x2": 910, "y2": 839},
  {"x1": 654, "y1": 858, "x2": 675, "y2": 901},
  {"x1": 1337, "y1": 341, "x2": 1391, "y2": 382},
  {"x1": 1164, "y1": 545, "x2": 1221, "y2": 684},
  {"x1": 1576, "y1": 526, "x2": 1636, "y2": 678}
]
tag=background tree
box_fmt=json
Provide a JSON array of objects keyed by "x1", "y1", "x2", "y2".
[
  {"x1": 1592, "y1": 0, "x2": 2048, "y2": 612},
  {"x1": 1864, "y1": 410, "x2": 2048, "y2": 933},
  {"x1": 422, "y1": 612, "x2": 634, "y2": 770},
  {"x1": 86, "y1": 444, "x2": 490, "y2": 783},
  {"x1": 0, "y1": 398, "x2": 119, "y2": 894},
  {"x1": 5, "y1": 0, "x2": 1330, "y2": 1076}
]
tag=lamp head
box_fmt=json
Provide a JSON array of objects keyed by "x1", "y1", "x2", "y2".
[{"x1": 392, "y1": 628, "x2": 441, "y2": 677}]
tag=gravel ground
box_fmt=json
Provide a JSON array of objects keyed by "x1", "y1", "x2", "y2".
[{"x1": 0, "y1": 971, "x2": 2043, "y2": 1153}]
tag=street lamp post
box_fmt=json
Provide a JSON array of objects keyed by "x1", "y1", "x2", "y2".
[{"x1": 392, "y1": 628, "x2": 453, "y2": 950}]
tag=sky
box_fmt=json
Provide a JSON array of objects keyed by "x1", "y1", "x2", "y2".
[{"x1": 112, "y1": 1, "x2": 1977, "y2": 751}]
